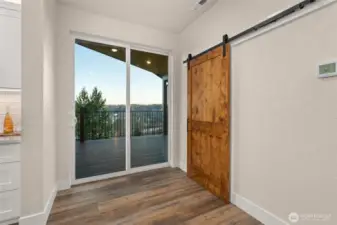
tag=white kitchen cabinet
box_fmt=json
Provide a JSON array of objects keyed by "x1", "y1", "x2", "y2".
[
  {"x1": 0, "y1": 190, "x2": 20, "y2": 223},
  {"x1": 0, "y1": 162, "x2": 20, "y2": 192},
  {"x1": 0, "y1": 3, "x2": 21, "y2": 225},
  {"x1": 0, "y1": 2, "x2": 21, "y2": 89},
  {"x1": 0, "y1": 141, "x2": 20, "y2": 225},
  {"x1": 0, "y1": 143, "x2": 20, "y2": 164}
]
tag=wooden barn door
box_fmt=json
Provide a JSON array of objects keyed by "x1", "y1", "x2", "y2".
[{"x1": 187, "y1": 45, "x2": 230, "y2": 203}]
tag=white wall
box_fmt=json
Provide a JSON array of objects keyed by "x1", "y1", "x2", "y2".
[
  {"x1": 55, "y1": 4, "x2": 180, "y2": 188},
  {"x1": 180, "y1": 0, "x2": 299, "y2": 58},
  {"x1": 22, "y1": 0, "x2": 44, "y2": 216},
  {"x1": 179, "y1": 1, "x2": 337, "y2": 224},
  {"x1": 21, "y1": 0, "x2": 57, "y2": 219},
  {"x1": 42, "y1": 0, "x2": 57, "y2": 206}
]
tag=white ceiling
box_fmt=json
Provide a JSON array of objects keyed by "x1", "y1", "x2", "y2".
[
  {"x1": 57, "y1": 0, "x2": 218, "y2": 33},
  {"x1": 4, "y1": 0, "x2": 21, "y2": 4}
]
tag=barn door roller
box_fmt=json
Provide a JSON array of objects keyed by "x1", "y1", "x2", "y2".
[
  {"x1": 187, "y1": 54, "x2": 193, "y2": 69},
  {"x1": 223, "y1": 34, "x2": 229, "y2": 57}
]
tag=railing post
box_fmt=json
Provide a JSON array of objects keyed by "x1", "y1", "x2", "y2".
[
  {"x1": 164, "y1": 107, "x2": 168, "y2": 135},
  {"x1": 163, "y1": 79, "x2": 168, "y2": 135},
  {"x1": 80, "y1": 108, "x2": 85, "y2": 143}
]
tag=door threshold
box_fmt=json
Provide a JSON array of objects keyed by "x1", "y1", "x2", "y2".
[{"x1": 72, "y1": 162, "x2": 170, "y2": 186}]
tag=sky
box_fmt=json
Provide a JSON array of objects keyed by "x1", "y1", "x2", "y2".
[{"x1": 75, "y1": 44, "x2": 164, "y2": 105}]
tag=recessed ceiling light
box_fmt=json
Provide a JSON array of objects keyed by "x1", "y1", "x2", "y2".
[
  {"x1": 146, "y1": 60, "x2": 152, "y2": 65},
  {"x1": 111, "y1": 48, "x2": 118, "y2": 52}
]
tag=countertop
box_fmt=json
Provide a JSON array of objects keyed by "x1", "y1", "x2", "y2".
[{"x1": 0, "y1": 135, "x2": 21, "y2": 144}]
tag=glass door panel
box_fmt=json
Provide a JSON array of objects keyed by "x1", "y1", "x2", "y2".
[
  {"x1": 74, "y1": 39, "x2": 126, "y2": 179},
  {"x1": 130, "y1": 49, "x2": 169, "y2": 168}
]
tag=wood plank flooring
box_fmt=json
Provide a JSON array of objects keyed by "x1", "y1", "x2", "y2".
[{"x1": 47, "y1": 168, "x2": 262, "y2": 225}]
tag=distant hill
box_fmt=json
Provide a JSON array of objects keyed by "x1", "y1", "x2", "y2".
[{"x1": 107, "y1": 104, "x2": 163, "y2": 112}]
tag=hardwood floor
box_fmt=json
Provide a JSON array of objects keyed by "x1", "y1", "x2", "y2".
[{"x1": 47, "y1": 168, "x2": 262, "y2": 225}]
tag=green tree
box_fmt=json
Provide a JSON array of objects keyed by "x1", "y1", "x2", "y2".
[{"x1": 76, "y1": 87, "x2": 112, "y2": 140}]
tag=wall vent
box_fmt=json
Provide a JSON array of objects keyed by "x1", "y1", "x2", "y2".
[
  {"x1": 198, "y1": 0, "x2": 208, "y2": 5},
  {"x1": 192, "y1": 0, "x2": 208, "y2": 10}
]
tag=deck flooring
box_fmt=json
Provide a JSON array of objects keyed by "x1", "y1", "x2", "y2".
[
  {"x1": 48, "y1": 168, "x2": 263, "y2": 225},
  {"x1": 76, "y1": 135, "x2": 168, "y2": 179}
]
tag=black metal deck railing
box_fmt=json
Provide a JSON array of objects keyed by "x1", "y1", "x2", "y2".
[{"x1": 76, "y1": 110, "x2": 165, "y2": 142}]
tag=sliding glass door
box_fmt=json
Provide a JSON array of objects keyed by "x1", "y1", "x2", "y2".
[
  {"x1": 74, "y1": 39, "x2": 127, "y2": 180},
  {"x1": 130, "y1": 49, "x2": 168, "y2": 168},
  {"x1": 74, "y1": 38, "x2": 169, "y2": 182}
]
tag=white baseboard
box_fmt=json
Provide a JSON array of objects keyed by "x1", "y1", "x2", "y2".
[
  {"x1": 231, "y1": 193, "x2": 288, "y2": 225},
  {"x1": 179, "y1": 161, "x2": 187, "y2": 172},
  {"x1": 57, "y1": 180, "x2": 71, "y2": 191},
  {"x1": 19, "y1": 187, "x2": 57, "y2": 225},
  {"x1": 0, "y1": 218, "x2": 18, "y2": 225}
]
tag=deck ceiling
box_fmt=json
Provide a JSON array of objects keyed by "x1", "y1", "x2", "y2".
[{"x1": 76, "y1": 39, "x2": 168, "y2": 77}]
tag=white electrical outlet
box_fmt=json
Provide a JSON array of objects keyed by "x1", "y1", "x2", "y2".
[{"x1": 318, "y1": 61, "x2": 337, "y2": 78}]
